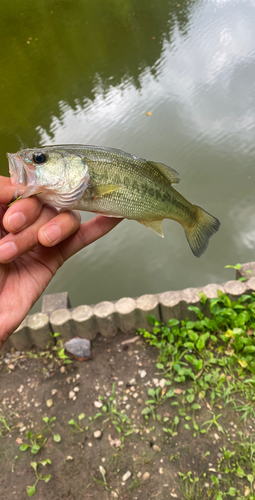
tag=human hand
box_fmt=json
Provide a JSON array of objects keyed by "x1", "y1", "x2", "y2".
[{"x1": 0, "y1": 176, "x2": 122, "y2": 348}]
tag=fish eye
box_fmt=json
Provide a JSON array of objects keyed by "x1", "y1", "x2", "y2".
[{"x1": 32, "y1": 152, "x2": 47, "y2": 164}]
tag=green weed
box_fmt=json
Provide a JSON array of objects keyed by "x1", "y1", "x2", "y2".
[{"x1": 26, "y1": 460, "x2": 51, "y2": 497}]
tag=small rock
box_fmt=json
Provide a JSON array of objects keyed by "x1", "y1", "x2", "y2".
[
  {"x1": 153, "y1": 444, "x2": 161, "y2": 452},
  {"x1": 94, "y1": 430, "x2": 102, "y2": 439},
  {"x1": 69, "y1": 391, "x2": 75, "y2": 399},
  {"x1": 66, "y1": 456, "x2": 73, "y2": 461},
  {"x1": 142, "y1": 472, "x2": 150, "y2": 480},
  {"x1": 111, "y1": 492, "x2": 118, "y2": 498},
  {"x1": 17, "y1": 385, "x2": 24, "y2": 394},
  {"x1": 108, "y1": 434, "x2": 121, "y2": 448},
  {"x1": 60, "y1": 366, "x2": 66, "y2": 373},
  {"x1": 99, "y1": 465, "x2": 106, "y2": 475},
  {"x1": 73, "y1": 396, "x2": 77, "y2": 401},
  {"x1": 174, "y1": 388, "x2": 183, "y2": 394},
  {"x1": 101, "y1": 457, "x2": 106, "y2": 463},
  {"x1": 159, "y1": 468, "x2": 164, "y2": 474},
  {"x1": 64, "y1": 337, "x2": 91, "y2": 361},
  {"x1": 8, "y1": 364, "x2": 15, "y2": 370},
  {"x1": 122, "y1": 471, "x2": 131, "y2": 482},
  {"x1": 76, "y1": 374, "x2": 80, "y2": 380},
  {"x1": 16, "y1": 422, "x2": 24, "y2": 428},
  {"x1": 137, "y1": 398, "x2": 143, "y2": 404},
  {"x1": 137, "y1": 471, "x2": 142, "y2": 478},
  {"x1": 133, "y1": 393, "x2": 138, "y2": 399},
  {"x1": 214, "y1": 433, "x2": 220, "y2": 440},
  {"x1": 94, "y1": 401, "x2": 103, "y2": 408},
  {"x1": 153, "y1": 378, "x2": 159, "y2": 385},
  {"x1": 51, "y1": 389, "x2": 58, "y2": 395},
  {"x1": 88, "y1": 442, "x2": 92, "y2": 447},
  {"x1": 118, "y1": 381, "x2": 124, "y2": 386},
  {"x1": 46, "y1": 399, "x2": 53, "y2": 408},
  {"x1": 125, "y1": 404, "x2": 131, "y2": 410},
  {"x1": 170, "y1": 494, "x2": 178, "y2": 498},
  {"x1": 159, "y1": 379, "x2": 166, "y2": 388},
  {"x1": 127, "y1": 378, "x2": 136, "y2": 386},
  {"x1": 19, "y1": 426, "x2": 26, "y2": 433},
  {"x1": 139, "y1": 370, "x2": 147, "y2": 378},
  {"x1": 73, "y1": 386, "x2": 80, "y2": 393}
]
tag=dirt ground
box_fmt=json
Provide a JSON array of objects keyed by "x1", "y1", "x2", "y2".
[{"x1": 0, "y1": 334, "x2": 253, "y2": 500}]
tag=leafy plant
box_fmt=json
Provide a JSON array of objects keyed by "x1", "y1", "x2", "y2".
[
  {"x1": 42, "y1": 416, "x2": 61, "y2": 442},
  {"x1": 51, "y1": 333, "x2": 72, "y2": 364},
  {"x1": 225, "y1": 263, "x2": 252, "y2": 282},
  {"x1": 0, "y1": 410, "x2": 11, "y2": 436},
  {"x1": 20, "y1": 430, "x2": 47, "y2": 455},
  {"x1": 68, "y1": 413, "x2": 85, "y2": 433},
  {"x1": 27, "y1": 460, "x2": 51, "y2": 497},
  {"x1": 93, "y1": 466, "x2": 111, "y2": 492},
  {"x1": 97, "y1": 383, "x2": 135, "y2": 442}
]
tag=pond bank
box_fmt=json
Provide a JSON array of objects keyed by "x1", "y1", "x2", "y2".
[{"x1": 3, "y1": 262, "x2": 255, "y2": 354}]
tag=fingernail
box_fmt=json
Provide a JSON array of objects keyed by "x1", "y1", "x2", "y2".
[
  {"x1": 43, "y1": 224, "x2": 62, "y2": 244},
  {"x1": 8, "y1": 212, "x2": 27, "y2": 231},
  {"x1": 0, "y1": 241, "x2": 18, "y2": 262}
]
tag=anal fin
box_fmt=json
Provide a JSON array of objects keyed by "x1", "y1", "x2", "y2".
[{"x1": 138, "y1": 219, "x2": 164, "y2": 238}]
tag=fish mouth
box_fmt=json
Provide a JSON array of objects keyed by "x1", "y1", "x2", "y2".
[
  {"x1": 7, "y1": 152, "x2": 38, "y2": 199},
  {"x1": 7, "y1": 152, "x2": 26, "y2": 196}
]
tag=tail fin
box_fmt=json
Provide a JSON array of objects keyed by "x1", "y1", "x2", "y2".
[{"x1": 184, "y1": 206, "x2": 220, "y2": 258}]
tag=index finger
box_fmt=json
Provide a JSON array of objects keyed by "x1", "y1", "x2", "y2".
[
  {"x1": 0, "y1": 176, "x2": 16, "y2": 205},
  {"x1": 59, "y1": 215, "x2": 123, "y2": 261}
]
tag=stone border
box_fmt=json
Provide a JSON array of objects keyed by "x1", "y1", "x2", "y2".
[{"x1": 2, "y1": 263, "x2": 255, "y2": 353}]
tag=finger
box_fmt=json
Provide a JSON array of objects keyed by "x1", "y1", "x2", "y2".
[
  {"x1": 0, "y1": 176, "x2": 16, "y2": 204},
  {"x1": 38, "y1": 210, "x2": 81, "y2": 247},
  {"x1": 0, "y1": 204, "x2": 58, "y2": 263},
  {"x1": 3, "y1": 197, "x2": 43, "y2": 233},
  {"x1": 60, "y1": 215, "x2": 123, "y2": 261}
]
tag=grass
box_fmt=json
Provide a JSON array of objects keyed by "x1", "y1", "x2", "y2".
[
  {"x1": 137, "y1": 289, "x2": 255, "y2": 499},
  {"x1": 2, "y1": 287, "x2": 255, "y2": 498}
]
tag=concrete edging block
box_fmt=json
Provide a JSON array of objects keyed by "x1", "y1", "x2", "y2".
[
  {"x1": 11, "y1": 318, "x2": 33, "y2": 351},
  {"x1": 50, "y1": 308, "x2": 77, "y2": 341},
  {"x1": 136, "y1": 294, "x2": 160, "y2": 331},
  {"x1": 3, "y1": 262, "x2": 255, "y2": 352},
  {"x1": 94, "y1": 301, "x2": 118, "y2": 338},
  {"x1": 71, "y1": 305, "x2": 98, "y2": 340},
  {"x1": 115, "y1": 297, "x2": 138, "y2": 334},
  {"x1": 27, "y1": 313, "x2": 52, "y2": 350}
]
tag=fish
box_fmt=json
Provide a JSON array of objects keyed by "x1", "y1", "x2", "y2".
[{"x1": 7, "y1": 144, "x2": 220, "y2": 257}]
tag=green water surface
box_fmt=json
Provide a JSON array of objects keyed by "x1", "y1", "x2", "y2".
[{"x1": 0, "y1": 0, "x2": 255, "y2": 310}]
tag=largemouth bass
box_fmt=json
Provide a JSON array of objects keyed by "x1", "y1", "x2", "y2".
[{"x1": 7, "y1": 145, "x2": 220, "y2": 257}]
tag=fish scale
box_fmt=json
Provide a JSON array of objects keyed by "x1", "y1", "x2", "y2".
[{"x1": 7, "y1": 144, "x2": 220, "y2": 257}]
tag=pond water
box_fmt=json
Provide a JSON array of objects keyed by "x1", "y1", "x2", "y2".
[{"x1": 0, "y1": 0, "x2": 255, "y2": 311}]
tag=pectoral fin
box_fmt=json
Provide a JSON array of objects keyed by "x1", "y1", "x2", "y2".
[
  {"x1": 92, "y1": 184, "x2": 122, "y2": 198},
  {"x1": 138, "y1": 219, "x2": 164, "y2": 238}
]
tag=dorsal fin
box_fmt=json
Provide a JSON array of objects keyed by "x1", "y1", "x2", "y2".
[{"x1": 148, "y1": 161, "x2": 180, "y2": 185}]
